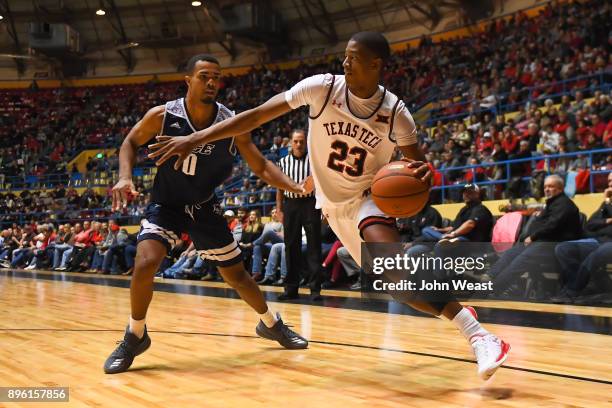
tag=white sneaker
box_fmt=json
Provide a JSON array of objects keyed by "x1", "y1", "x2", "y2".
[
  {"x1": 25, "y1": 264, "x2": 36, "y2": 270},
  {"x1": 471, "y1": 333, "x2": 510, "y2": 380}
]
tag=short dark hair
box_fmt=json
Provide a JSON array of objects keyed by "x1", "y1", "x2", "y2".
[
  {"x1": 186, "y1": 54, "x2": 220, "y2": 74},
  {"x1": 349, "y1": 31, "x2": 391, "y2": 62},
  {"x1": 291, "y1": 129, "x2": 306, "y2": 138}
]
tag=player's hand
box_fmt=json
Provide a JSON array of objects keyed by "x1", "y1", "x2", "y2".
[
  {"x1": 148, "y1": 135, "x2": 197, "y2": 170},
  {"x1": 401, "y1": 159, "x2": 432, "y2": 185},
  {"x1": 524, "y1": 236, "x2": 533, "y2": 245},
  {"x1": 112, "y1": 178, "x2": 139, "y2": 211},
  {"x1": 300, "y1": 175, "x2": 315, "y2": 195}
]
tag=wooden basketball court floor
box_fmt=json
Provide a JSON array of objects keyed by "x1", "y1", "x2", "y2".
[{"x1": 1, "y1": 269, "x2": 611, "y2": 407}]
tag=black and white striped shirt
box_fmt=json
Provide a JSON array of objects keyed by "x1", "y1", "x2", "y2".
[{"x1": 278, "y1": 153, "x2": 314, "y2": 199}]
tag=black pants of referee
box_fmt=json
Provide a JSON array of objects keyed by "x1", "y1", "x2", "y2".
[{"x1": 283, "y1": 196, "x2": 322, "y2": 295}]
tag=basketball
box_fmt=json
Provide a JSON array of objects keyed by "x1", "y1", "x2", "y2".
[{"x1": 371, "y1": 161, "x2": 430, "y2": 218}]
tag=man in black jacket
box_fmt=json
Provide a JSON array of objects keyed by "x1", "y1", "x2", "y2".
[
  {"x1": 397, "y1": 203, "x2": 443, "y2": 243},
  {"x1": 554, "y1": 172, "x2": 612, "y2": 300},
  {"x1": 487, "y1": 174, "x2": 583, "y2": 293}
]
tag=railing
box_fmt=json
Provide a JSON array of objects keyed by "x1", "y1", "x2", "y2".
[
  {"x1": 0, "y1": 148, "x2": 282, "y2": 192},
  {"x1": 418, "y1": 71, "x2": 611, "y2": 125},
  {"x1": 3, "y1": 149, "x2": 609, "y2": 225},
  {"x1": 431, "y1": 148, "x2": 611, "y2": 203}
]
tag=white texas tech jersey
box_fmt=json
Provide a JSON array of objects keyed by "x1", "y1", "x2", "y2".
[{"x1": 285, "y1": 73, "x2": 417, "y2": 208}]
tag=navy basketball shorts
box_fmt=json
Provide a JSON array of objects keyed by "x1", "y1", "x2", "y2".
[{"x1": 136, "y1": 197, "x2": 242, "y2": 267}]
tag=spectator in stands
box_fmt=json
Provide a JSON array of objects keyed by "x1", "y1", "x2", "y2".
[
  {"x1": 121, "y1": 230, "x2": 139, "y2": 276},
  {"x1": 99, "y1": 226, "x2": 128, "y2": 275},
  {"x1": 223, "y1": 210, "x2": 242, "y2": 243},
  {"x1": 486, "y1": 175, "x2": 583, "y2": 295},
  {"x1": 397, "y1": 203, "x2": 443, "y2": 243},
  {"x1": 54, "y1": 223, "x2": 80, "y2": 270},
  {"x1": 163, "y1": 242, "x2": 197, "y2": 279},
  {"x1": 258, "y1": 241, "x2": 288, "y2": 286},
  {"x1": 91, "y1": 221, "x2": 117, "y2": 274},
  {"x1": 252, "y1": 208, "x2": 284, "y2": 284},
  {"x1": 25, "y1": 224, "x2": 56, "y2": 270},
  {"x1": 239, "y1": 209, "x2": 263, "y2": 276},
  {"x1": 408, "y1": 184, "x2": 493, "y2": 259},
  {"x1": 10, "y1": 225, "x2": 36, "y2": 268},
  {"x1": 554, "y1": 172, "x2": 612, "y2": 301},
  {"x1": 321, "y1": 240, "x2": 344, "y2": 289},
  {"x1": 66, "y1": 220, "x2": 95, "y2": 272},
  {"x1": 0, "y1": 229, "x2": 19, "y2": 267},
  {"x1": 337, "y1": 246, "x2": 362, "y2": 290}
]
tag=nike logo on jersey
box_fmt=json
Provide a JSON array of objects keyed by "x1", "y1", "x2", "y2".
[
  {"x1": 322, "y1": 121, "x2": 382, "y2": 149},
  {"x1": 170, "y1": 122, "x2": 181, "y2": 129}
]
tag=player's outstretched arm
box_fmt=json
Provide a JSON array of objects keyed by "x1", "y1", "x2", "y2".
[
  {"x1": 112, "y1": 105, "x2": 165, "y2": 211},
  {"x1": 148, "y1": 93, "x2": 292, "y2": 170},
  {"x1": 234, "y1": 133, "x2": 311, "y2": 196}
]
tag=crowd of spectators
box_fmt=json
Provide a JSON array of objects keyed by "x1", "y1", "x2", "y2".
[
  {"x1": 0, "y1": 0, "x2": 608, "y2": 184},
  {"x1": 404, "y1": 0, "x2": 611, "y2": 120},
  {"x1": 0, "y1": 184, "x2": 149, "y2": 228},
  {"x1": 3, "y1": 172, "x2": 610, "y2": 304}
]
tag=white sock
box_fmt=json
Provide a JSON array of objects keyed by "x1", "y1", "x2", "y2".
[
  {"x1": 451, "y1": 308, "x2": 488, "y2": 342},
  {"x1": 259, "y1": 309, "x2": 278, "y2": 328},
  {"x1": 129, "y1": 316, "x2": 146, "y2": 339}
]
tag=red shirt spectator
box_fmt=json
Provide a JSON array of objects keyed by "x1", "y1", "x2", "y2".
[
  {"x1": 501, "y1": 134, "x2": 519, "y2": 155},
  {"x1": 74, "y1": 229, "x2": 94, "y2": 247}
]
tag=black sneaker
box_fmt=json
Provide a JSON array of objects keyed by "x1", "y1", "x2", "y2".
[
  {"x1": 104, "y1": 326, "x2": 151, "y2": 374},
  {"x1": 255, "y1": 313, "x2": 308, "y2": 349}
]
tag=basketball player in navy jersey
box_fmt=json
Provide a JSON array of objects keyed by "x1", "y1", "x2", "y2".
[
  {"x1": 103, "y1": 54, "x2": 309, "y2": 375},
  {"x1": 149, "y1": 33, "x2": 511, "y2": 380}
]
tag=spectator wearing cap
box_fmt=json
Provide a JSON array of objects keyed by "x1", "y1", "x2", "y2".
[
  {"x1": 486, "y1": 175, "x2": 583, "y2": 294},
  {"x1": 407, "y1": 184, "x2": 493, "y2": 258},
  {"x1": 553, "y1": 172, "x2": 612, "y2": 301},
  {"x1": 224, "y1": 210, "x2": 242, "y2": 243}
]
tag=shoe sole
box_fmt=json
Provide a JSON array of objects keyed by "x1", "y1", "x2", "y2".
[
  {"x1": 104, "y1": 336, "x2": 152, "y2": 374},
  {"x1": 479, "y1": 341, "x2": 511, "y2": 381}
]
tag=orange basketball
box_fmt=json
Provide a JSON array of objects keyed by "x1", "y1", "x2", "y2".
[{"x1": 371, "y1": 161, "x2": 430, "y2": 218}]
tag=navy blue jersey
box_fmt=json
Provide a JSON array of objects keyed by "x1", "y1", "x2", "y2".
[{"x1": 150, "y1": 98, "x2": 236, "y2": 207}]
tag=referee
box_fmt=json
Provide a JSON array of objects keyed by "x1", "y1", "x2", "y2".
[{"x1": 276, "y1": 129, "x2": 322, "y2": 301}]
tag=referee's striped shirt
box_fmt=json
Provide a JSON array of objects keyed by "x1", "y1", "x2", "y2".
[{"x1": 278, "y1": 153, "x2": 314, "y2": 199}]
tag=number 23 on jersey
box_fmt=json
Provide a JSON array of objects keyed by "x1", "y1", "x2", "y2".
[{"x1": 326, "y1": 140, "x2": 367, "y2": 177}]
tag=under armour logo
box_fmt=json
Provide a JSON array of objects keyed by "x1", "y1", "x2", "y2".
[
  {"x1": 170, "y1": 122, "x2": 181, "y2": 129},
  {"x1": 375, "y1": 114, "x2": 389, "y2": 124},
  {"x1": 332, "y1": 99, "x2": 342, "y2": 108}
]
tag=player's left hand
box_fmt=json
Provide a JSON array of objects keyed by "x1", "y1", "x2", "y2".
[
  {"x1": 401, "y1": 159, "x2": 432, "y2": 185},
  {"x1": 148, "y1": 135, "x2": 196, "y2": 170}
]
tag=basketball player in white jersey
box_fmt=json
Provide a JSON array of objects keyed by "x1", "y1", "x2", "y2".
[{"x1": 149, "y1": 32, "x2": 510, "y2": 380}]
